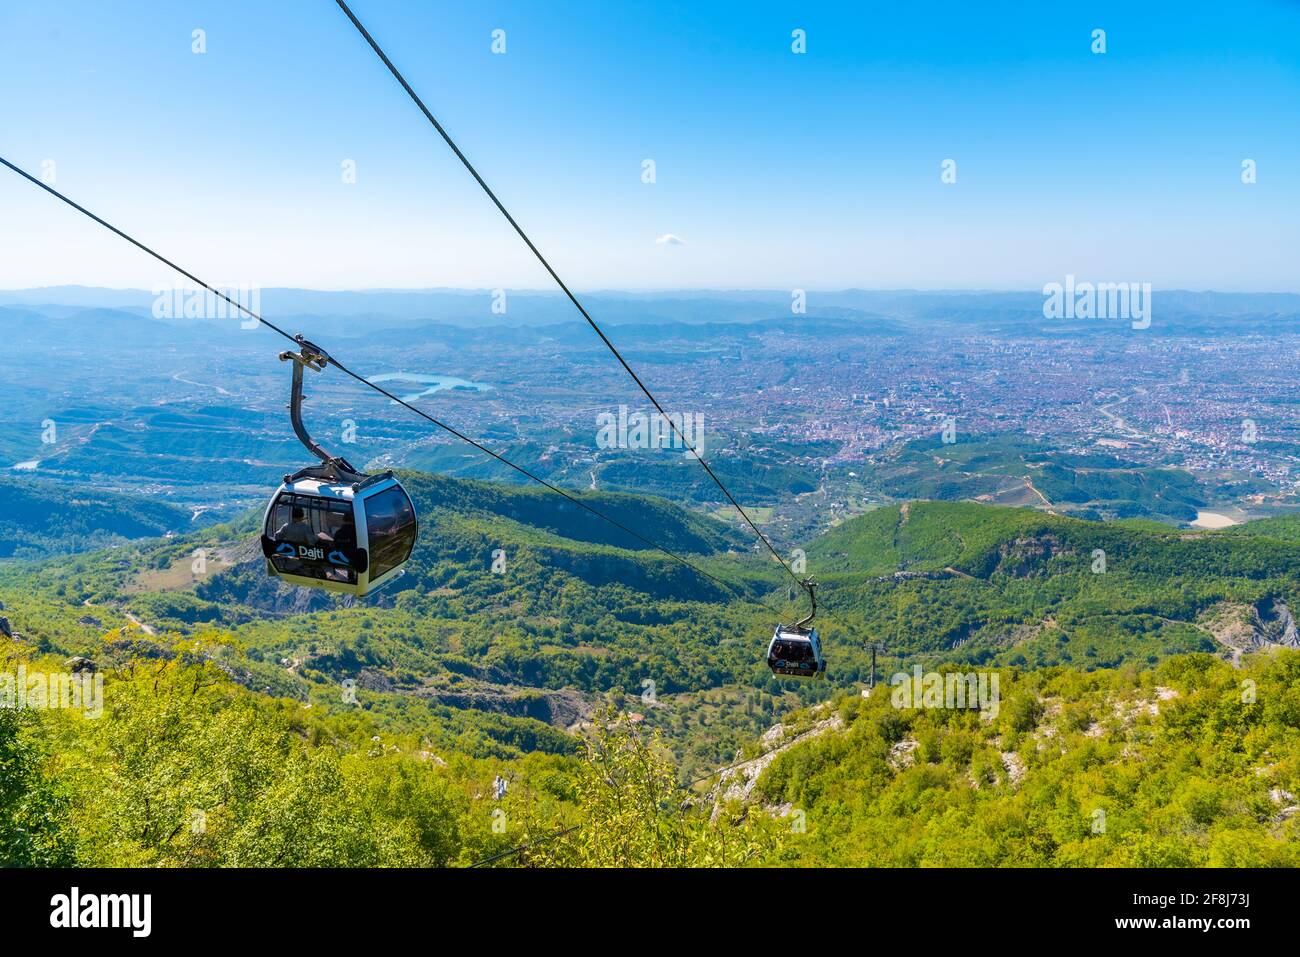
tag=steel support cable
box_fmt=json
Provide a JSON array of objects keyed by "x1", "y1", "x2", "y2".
[
  {"x1": 333, "y1": 0, "x2": 808, "y2": 603},
  {"x1": 0, "y1": 154, "x2": 778, "y2": 606}
]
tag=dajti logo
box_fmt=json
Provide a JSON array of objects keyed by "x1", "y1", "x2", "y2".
[
  {"x1": 890, "y1": 666, "x2": 999, "y2": 719},
  {"x1": 596, "y1": 404, "x2": 705, "y2": 457},
  {"x1": 1, "y1": 665, "x2": 103, "y2": 719},
  {"x1": 1042, "y1": 275, "x2": 1151, "y2": 330}
]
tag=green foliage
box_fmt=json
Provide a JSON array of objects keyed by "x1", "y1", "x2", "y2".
[
  {"x1": 531, "y1": 709, "x2": 777, "y2": 867},
  {"x1": 1226, "y1": 513, "x2": 1300, "y2": 543},
  {"x1": 870, "y1": 433, "x2": 1207, "y2": 522},
  {"x1": 0, "y1": 476, "x2": 190, "y2": 559},
  {"x1": 807, "y1": 500, "x2": 1298, "y2": 677},
  {"x1": 2, "y1": 469, "x2": 1299, "y2": 869},
  {"x1": 0, "y1": 638, "x2": 783, "y2": 867},
  {"x1": 755, "y1": 652, "x2": 1300, "y2": 867},
  {"x1": 0, "y1": 708, "x2": 73, "y2": 865}
]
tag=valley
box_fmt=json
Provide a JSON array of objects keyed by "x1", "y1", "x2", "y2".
[
  {"x1": 3, "y1": 289, "x2": 1298, "y2": 547},
  {"x1": 1, "y1": 289, "x2": 1298, "y2": 869}
]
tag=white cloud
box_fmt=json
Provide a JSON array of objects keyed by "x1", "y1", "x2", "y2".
[{"x1": 654, "y1": 233, "x2": 686, "y2": 246}]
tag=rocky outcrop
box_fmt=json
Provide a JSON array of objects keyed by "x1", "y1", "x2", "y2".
[
  {"x1": 708, "y1": 714, "x2": 844, "y2": 821},
  {"x1": 357, "y1": 667, "x2": 396, "y2": 693},
  {"x1": 889, "y1": 736, "x2": 919, "y2": 771},
  {"x1": 1000, "y1": 750, "x2": 1026, "y2": 785},
  {"x1": 995, "y1": 534, "x2": 1075, "y2": 578},
  {"x1": 417, "y1": 682, "x2": 595, "y2": 729},
  {"x1": 1199, "y1": 598, "x2": 1300, "y2": 663},
  {"x1": 867, "y1": 570, "x2": 951, "y2": 584},
  {"x1": 1255, "y1": 598, "x2": 1299, "y2": 648}
]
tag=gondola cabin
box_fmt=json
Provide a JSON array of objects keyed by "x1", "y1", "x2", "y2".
[
  {"x1": 260, "y1": 338, "x2": 419, "y2": 597},
  {"x1": 261, "y1": 471, "x2": 416, "y2": 597},
  {"x1": 766, "y1": 624, "x2": 826, "y2": 678}
]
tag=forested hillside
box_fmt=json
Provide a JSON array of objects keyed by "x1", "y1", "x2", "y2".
[
  {"x1": 4, "y1": 634, "x2": 1297, "y2": 867},
  {"x1": 748, "y1": 653, "x2": 1300, "y2": 866},
  {"x1": 810, "y1": 501, "x2": 1300, "y2": 672},
  {"x1": 2, "y1": 472, "x2": 1299, "y2": 866},
  {"x1": 867, "y1": 434, "x2": 1219, "y2": 523},
  {"x1": 0, "y1": 476, "x2": 191, "y2": 559},
  {"x1": 0, "y1": 631, "x2": 773, "y2": 867}
]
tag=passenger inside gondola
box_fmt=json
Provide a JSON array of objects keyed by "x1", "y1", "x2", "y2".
[
  {"x1": 268, "y1": 495, "x2": 358, "y2": 585},
  {"x1": 316, "y1": 509, "x2": 351, "y2": 545},
  {"x1": 320, "y1": 510, "x2": 357, "y2": 581},
  {"x1": 276, "y1": 507, "x2": 316, "y2": 547},
  {"x1": 773, "y1": 637, "x2": 813, "y2": 662}
]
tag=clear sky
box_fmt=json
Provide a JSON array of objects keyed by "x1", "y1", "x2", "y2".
[{"x1": 1, "y1": 0, "x2": 1297, "y2": 292}]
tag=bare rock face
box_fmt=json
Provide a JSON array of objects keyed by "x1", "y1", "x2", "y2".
[
  {"x1": 889, "y1": 736, "x2": 919, "y2": 771},
  {"x1": 1255, "y1": 598, "x2": 1299, "y2": 648},
  {"x1": 1000, "y1": 750, "x2": 1027, "y2": 785},
  {"x1": 357, "y1": 667, "x2": 395, "y2": 693},
  {"x1": 708, "y1": 714, "x2": 845, "y2": 820},
  {"x1": 995, "y1": 534, "x2": 1075, "y2": 578},
  {"x1": 65, "y1": 656, "x2": 97, "y2": 674},
  {"x1": 1199, "y1": 598, "x2": 1300, "y2": 660},
  {"x1": 0, "y1": 602, "x2": 12, "y2": 638}
]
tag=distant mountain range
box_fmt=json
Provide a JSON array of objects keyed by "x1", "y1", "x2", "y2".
[{"x1": 2, "y1": 286, "x2": 1297, "y2": 331}]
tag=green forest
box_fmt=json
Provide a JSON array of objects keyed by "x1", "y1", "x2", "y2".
[
  {"x1": 1, "y1": 471, "x2": 1299, "y2": 866},
  {"x1": 0, "y1": 476, "x2": 190, "y2": 560}
]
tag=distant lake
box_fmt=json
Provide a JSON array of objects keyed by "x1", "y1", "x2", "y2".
[
  {"x1": 367, "y1": 373, "x2": 493, "y2": 402},
  {"x1": 1191, "y1": 509, "x2": 1240, "y2": 529}
]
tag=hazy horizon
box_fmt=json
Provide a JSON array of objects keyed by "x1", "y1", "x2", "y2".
[{"x1": 5, "y1": 283, "x2": 1300, "y2": 297}]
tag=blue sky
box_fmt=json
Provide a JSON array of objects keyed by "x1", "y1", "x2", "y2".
[{"x1": 1, "y1": 0, "x2": 1297, "y2": 291}]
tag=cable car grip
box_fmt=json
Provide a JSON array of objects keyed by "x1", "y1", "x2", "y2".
[{"x1": 279, "y1": 335, "x2": 366, "y2": 484}]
